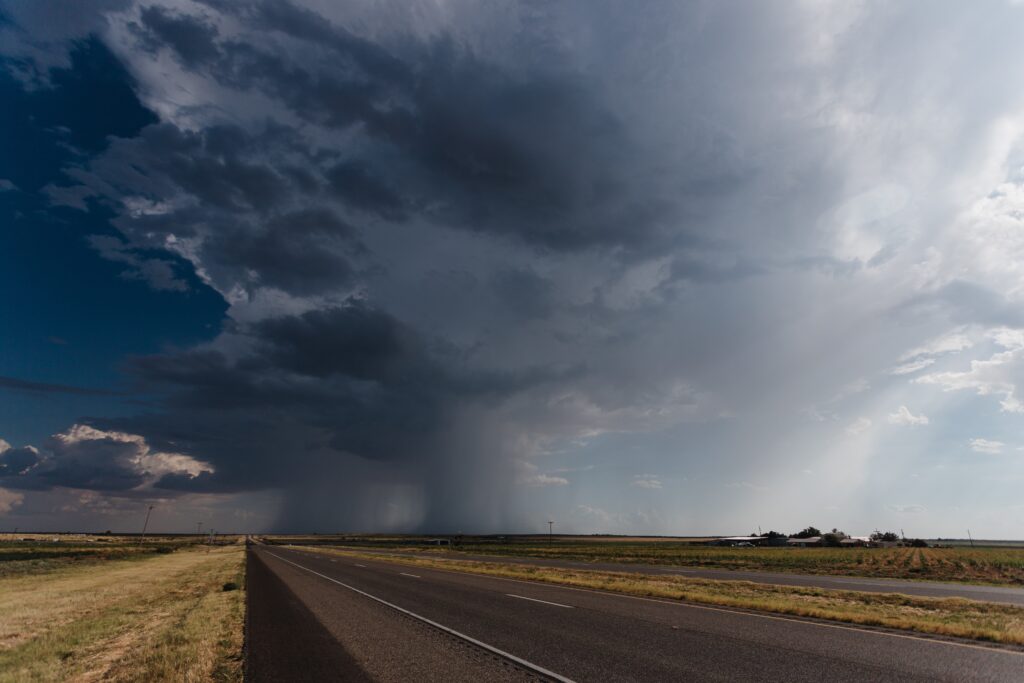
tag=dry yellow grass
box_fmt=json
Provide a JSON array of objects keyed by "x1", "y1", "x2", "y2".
[
  {"x1": 373, "y1": 542, "x2": 1024, "y2": 585},
  {"x1": 0, "y1": 544, "x2": 244, "y2": 682},
  {"x1": 310, "y1": 548, "x2": 1024, "y2": 646}
]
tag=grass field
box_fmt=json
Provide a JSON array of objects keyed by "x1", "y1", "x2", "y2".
[
  {"x1": 416, "y1": 542, "x2": 1024, "y2": 586},
  {"x1": 0, "y1": 535, "x2": 211, "y2": 578},
  {"x1": 0, "y1": 540, "x2": 244, "y2": 682},
  {"x1": 308, "y1": 547, "x2": 1024, "y2": 646}
]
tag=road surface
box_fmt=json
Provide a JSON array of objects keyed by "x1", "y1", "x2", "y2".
[
  {"x1": 247, "y1": 545, "x2": 1024, "y2": 682},
  {"x1": 303, "y1": 546, "x2": 1024, "y2": 606}
]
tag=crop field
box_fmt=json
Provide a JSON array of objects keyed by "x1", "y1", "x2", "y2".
[
  {"x1": 0, "y1": 538, "x2": 244, "y2": 682},
  {"x1": 269, "y1": 535, "x2": 1024, "y2": 586},
  {"x1": 440, "y1": 542, "x2": 1024, "y2": 585}
]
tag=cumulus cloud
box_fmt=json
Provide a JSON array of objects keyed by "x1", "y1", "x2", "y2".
[
  {"x1": 916, "y1": 328, "x2": 1024, "y2": 413},
  {"x1": 0, "y1": 425, "x2": 213, "y2": 494},
  {"x1": 970, "y1": 438, "x2": 1005, "y2": 454},
  {"x1": 887, "y1": 406, "x2": 929, "y2": 426}
]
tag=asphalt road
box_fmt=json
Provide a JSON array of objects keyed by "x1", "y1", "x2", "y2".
[
  {"x1": 249, "y1": 545, "x2": 1024, "y2": 682},
  {"x1": 317, "y1": 546, "x2": 1024, "y2": 606}
]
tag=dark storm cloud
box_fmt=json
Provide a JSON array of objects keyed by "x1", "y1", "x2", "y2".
[
  {"x1": 128, "y1": 0, "x2": 673, "y2": 253},
  {"x1": 20, "y1": 0, "x2": 1024, "y2": 537},
  {"x1": 490, "y1": 268, "x2": 555, "y2": 320},
  {"x1": 59, "y1": 120, "x2": 369, "y2": 296},
  {"x1": 0, "y1": 447, "x2": 41, "y2": 476},
  {"x1": 0, "y1": 375, "x2": 123, "y2": 396},
  {"x1": 135, "y1": 5, "x2": 220, "y2": 68},
  {"x1": 107, "y1": 295, "x2": 578, "y2": 520},
  {"x1": 204, "y1": 208, "x2": 363, "y2": 295},
  {"x1": 254, "y1": 303, "x2": 423, "y2": 381},
  {"x1": 325, "y1": 161, "x2": 406, "y2": 221}
]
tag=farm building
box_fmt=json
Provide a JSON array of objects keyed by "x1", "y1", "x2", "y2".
[
  {"x1": 840, "y1": 536, "x2": 873, "y2": 547},
  {"x1": 786, "y1": 536, "x2": 822, "y2": 547},
  {"x1": 711, "y1": 536, "x2": 789, "y2": 547}
]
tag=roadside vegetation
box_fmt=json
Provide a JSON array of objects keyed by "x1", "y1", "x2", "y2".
[
  {"x1": 0, "y1": 534, "x2": 208, "y2": 578},
  {"x1": 308, "y1": 547, "x2": 1024, "y2": 646},
  {"x1": 0, "y1": 539, "x2": 244, "y2": 682}
]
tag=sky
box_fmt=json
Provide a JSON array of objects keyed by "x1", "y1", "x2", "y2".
[{"x1": 1, "y1": 1, "x2": 1024, "y2": 538}]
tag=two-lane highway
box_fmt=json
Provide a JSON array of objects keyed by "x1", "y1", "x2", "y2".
[{"x1": 248, "y1": 545, "x2": 1024, "y2": 682}]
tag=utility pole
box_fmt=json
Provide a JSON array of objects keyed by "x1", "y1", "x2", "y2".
[
  {"x1": 196, "y1": 521, "x2": 203, "y2": 537},
  {"x1": 548, "y1": 520, "x2": 553, "y2": 545},
  {"x1": 139, "y1": 505, "x2": 154, "y2": 545},
  {"x1": 967, "y1": 529, "x2": 974, "y2": 548}
]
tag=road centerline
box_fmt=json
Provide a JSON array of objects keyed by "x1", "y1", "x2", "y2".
[
  {"x1": 506, "y1": 593, "x2": 574, "y2": 609},
  {"x1": 400, "y1": 572, "x2": 421, "y2": 578}
]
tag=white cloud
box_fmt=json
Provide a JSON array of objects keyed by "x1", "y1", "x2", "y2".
[
  {"x1": 915, "y1": 328, "x2": 1024, "y2": 413},
  {"x1": 52, "y1": 425, "x2": 213, "y2": 478},
  {"x1": 845, "y1": 417, "x2": 872, "y2": 436},
  {"x1": 890, "y1": 357, "x2": 935, "y2": 376},
  {"x1": 899, "y1": 328, "x2": 974, "y2": 362},
  {"x1": 970, "y1": 438, "x2": 1005, "y2": 454},
  {"x1": 0, "y1": 488, "x2": 23, "y2": 513},
  {"x1": 887, "y1": 405, "x2": 929, "y2": 426},
  {"x1": 631, "y1": 474, "x2": 662, "y2": 489},
  {"x1": 0, "y1": 438, "x2": 9, "y2": 454},
  {"x1": 515, "y1": 460, "x2": 569, "y2": 487}
]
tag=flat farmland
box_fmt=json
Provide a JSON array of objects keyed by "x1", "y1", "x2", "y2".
[{"x1": 386, "y1": 541, "x2": 1024, "y2": 586}]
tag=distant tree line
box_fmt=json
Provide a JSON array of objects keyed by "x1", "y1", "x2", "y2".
[{"x1": 750, "y1": 527, "x2": 928, "y2": 547}]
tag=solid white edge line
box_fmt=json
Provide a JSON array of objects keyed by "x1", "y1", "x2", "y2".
[
  {"x1": 264, "y1": 551, "x2": 576, "y2": 683},
  {"x1": 300, "y1": 549, "x2": 1024, "y2": 658},
  {"x1": 506, "y1": 593, "x2": 574, "y2": 609}
]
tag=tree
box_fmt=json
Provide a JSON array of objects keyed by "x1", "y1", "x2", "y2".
[
  {"x1": 791, "y1": 526, "x2": 821, "y2": 539},
  {"x1": 870, "y1": 531, "x2": 900, "y2": 542},
  {"x1": 822, "y1": 530, "x2": 847, "y2": 547}
]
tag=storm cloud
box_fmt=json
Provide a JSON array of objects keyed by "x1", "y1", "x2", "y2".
[{"x1": 5, "y1": 0, "x2": 1024, "y2": 536}]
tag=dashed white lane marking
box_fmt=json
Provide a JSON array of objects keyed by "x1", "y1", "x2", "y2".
[
  {"x1": 400, "y1": 572, "x2": 421, "y2": 578},
  {"x1": 264, "y1": 552, "x2": 575, "y2": 683},
  {"x1": 303, "y1": 551, "x2": 1024, "y2": 658},
  {"x1": 355, "y1": 564, "x2": 366, "y2": 567},
  {"x1": 506, "y1": 593, "x2": 574, "y2": 609}
]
